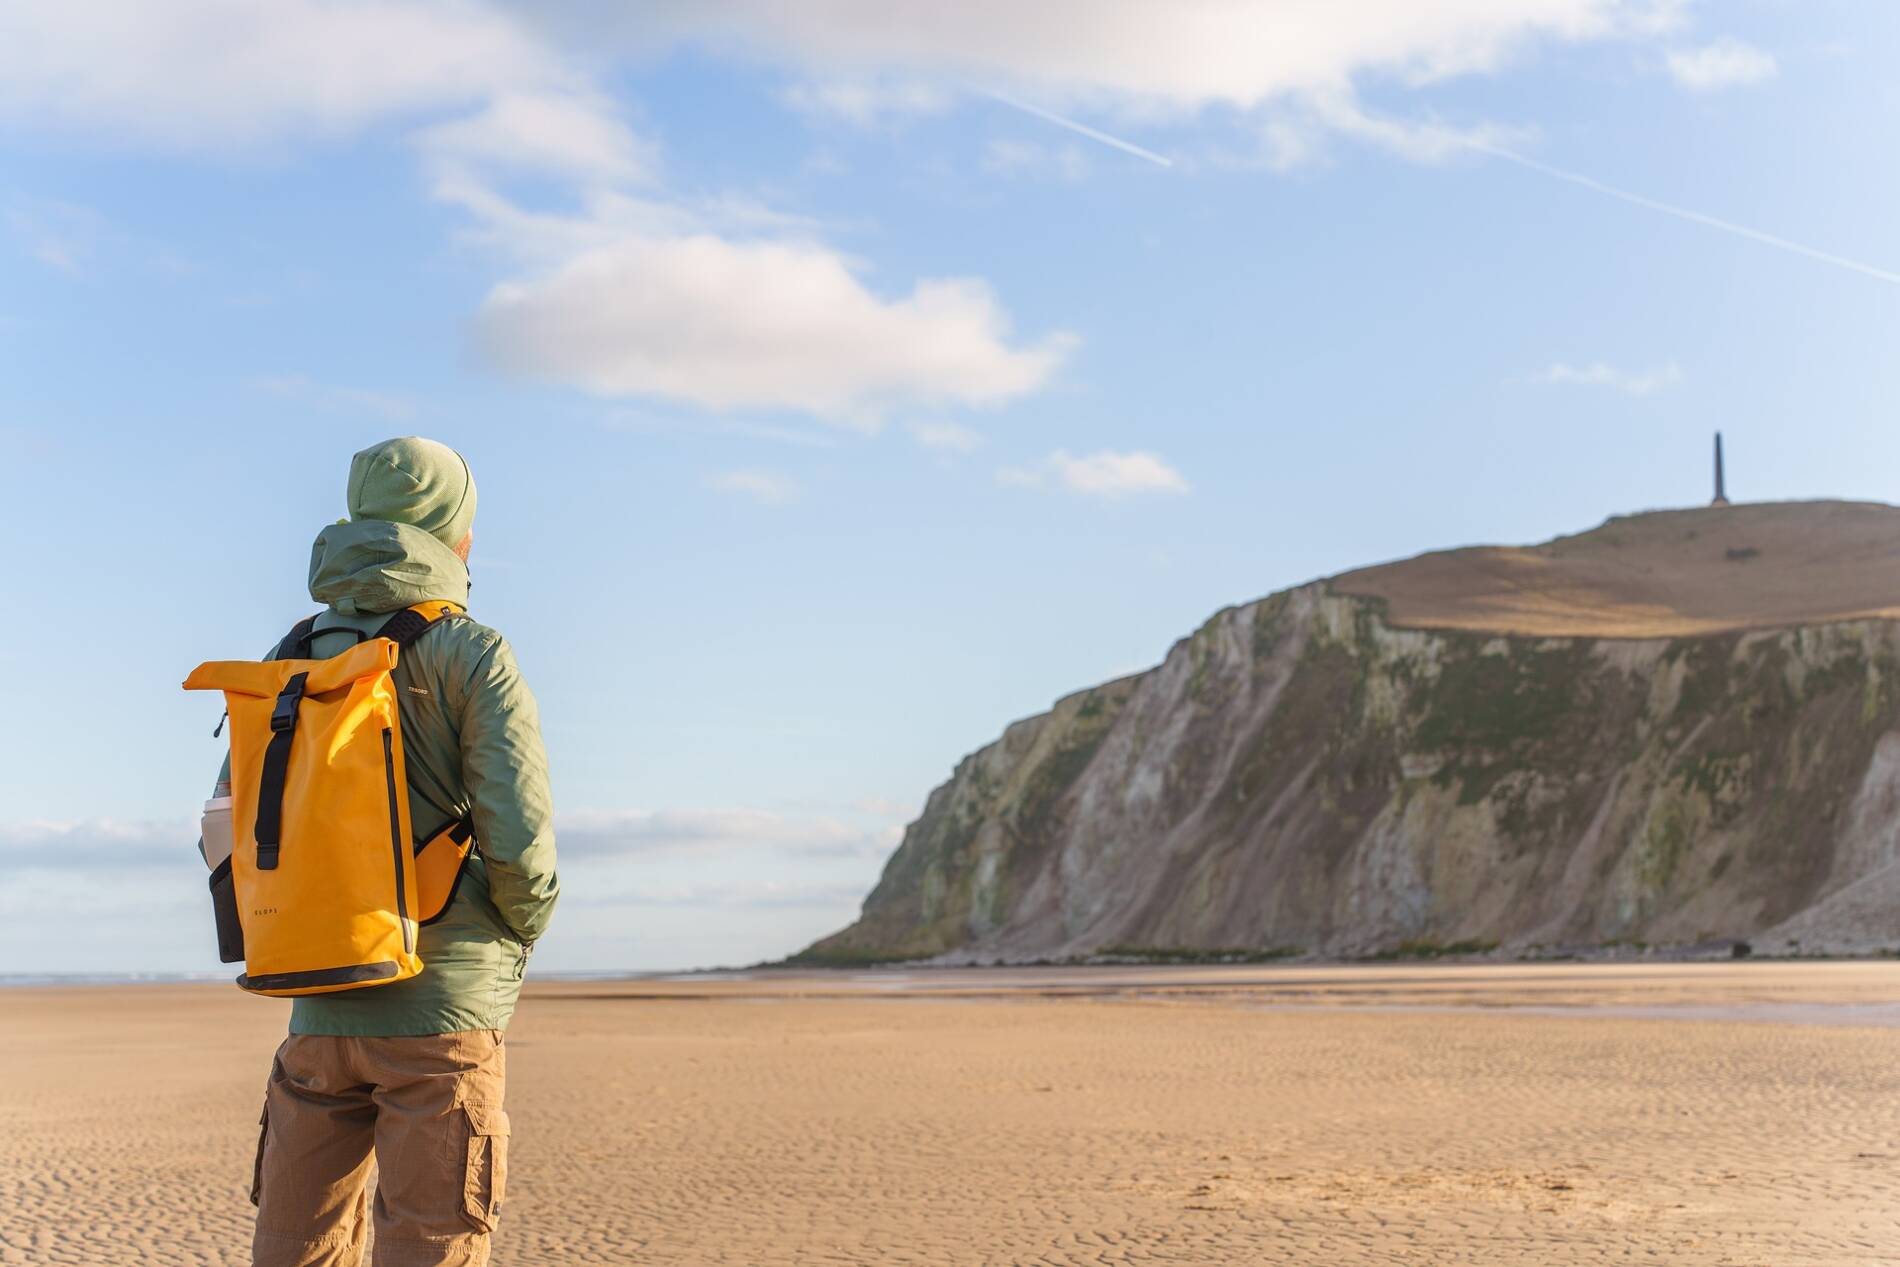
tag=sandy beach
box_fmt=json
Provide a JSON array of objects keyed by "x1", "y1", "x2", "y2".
[{"x1": 5, "y1": 962, "x2": 1900, "y2": 1265}]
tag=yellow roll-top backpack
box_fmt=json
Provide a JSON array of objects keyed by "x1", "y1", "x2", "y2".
[{"x1": 183, "y1": 601, "x2": 479, "y2": 997}]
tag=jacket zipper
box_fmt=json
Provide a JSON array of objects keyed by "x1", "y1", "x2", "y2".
[{"x1": 382, "y1": 728, "x2": 413, "y2": 954}]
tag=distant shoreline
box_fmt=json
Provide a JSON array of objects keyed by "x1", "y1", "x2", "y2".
[{"x1": 10, "y1": 951, "x2": 1898, "y2": 990}]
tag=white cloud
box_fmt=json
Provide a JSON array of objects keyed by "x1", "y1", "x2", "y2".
[
  {"x1": 474, "y1": 231, "x2": 1073, "y2": 425},
  {"x1": 705, "y1": 469, "x2": 801, "y2": 504},
  {"x1": 0, "y1": 3, "x2": 1068, "y2": 429},
  {"x1": 0, "y1": 0, "x2": 569, "y2": 147},
  {"x1": 0, "y1": 0, "x2": 1719, "y2": 432},
  {"x1": 999, "y1": 449, "x2": 1190, "y2": 497},
  {"x1": 626, "y1": 1, "x2": 1685, "y2": 171},
  {"x1": 908, "y1": 421, "x2": 984, "y2": 452},
  {"x1": 620, "y1": 3, "x2": 1695, "y2": 174},
  {"x1": 1530, "y1": 360, "x2": 1683, "y2": 395},
  {"x1": 1667, "y1": 38, "x2": 1777, "y2": 92},
  {"x1": 0, "y1": 3, "x2": 1690, "y2": 177},
  {"x1": 644, "y1": 1, "x2": 1674, "y2": 113},
  {"x1": 413, "y1": 90, "x2": 654, "y2": 184}
]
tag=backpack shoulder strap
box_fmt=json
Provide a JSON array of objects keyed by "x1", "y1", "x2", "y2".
[
  {"x1": 270, "y1": 613, "x2": 374, "y2": 661},
  {"x1": 269, "y1": 614, "x2": 321, "y2": 661},
  {"x1": 375, "y1": 600, "x2": 468, "y2": 649}
]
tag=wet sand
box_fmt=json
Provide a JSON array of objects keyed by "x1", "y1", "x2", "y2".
[{"x1": 5, "y1": 962, "x2": 1900, "y2": 1264}]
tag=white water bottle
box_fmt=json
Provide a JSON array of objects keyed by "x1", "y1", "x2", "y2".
[{"x1": 202, "y1": 796, "x2": 234, "y2": 870}]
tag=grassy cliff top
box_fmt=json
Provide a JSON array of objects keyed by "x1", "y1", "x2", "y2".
[{"x1": 1331, "y1": 500, "x2": 1900, "y2": 638}]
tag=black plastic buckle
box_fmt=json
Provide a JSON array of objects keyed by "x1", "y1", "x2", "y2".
[{"x1": 271, "y1": 672, "x2": 308, "y2": 733}]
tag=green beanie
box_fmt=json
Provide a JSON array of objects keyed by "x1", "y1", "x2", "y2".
[{"x1": 346, "y1": 437, "x2": 477, "y2": 549}]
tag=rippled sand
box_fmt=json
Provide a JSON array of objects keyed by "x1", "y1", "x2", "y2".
[{"x1": 5, "y1": 963, "x2": 1900, "y2": 1265}]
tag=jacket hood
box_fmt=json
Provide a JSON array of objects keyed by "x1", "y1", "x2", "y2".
[
  {"x1": 308, "y1": 518, "x2": 470, "y2": 616},
  {"x1": 347, "y1": 436, "x2": 477, "y2": 550}
]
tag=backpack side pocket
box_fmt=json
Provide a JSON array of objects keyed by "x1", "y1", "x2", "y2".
[{"x1": 210, "y1": 857, "x2": 244, "y2": 964}]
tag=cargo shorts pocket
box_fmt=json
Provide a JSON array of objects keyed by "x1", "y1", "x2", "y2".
[
  {"x1": 460, "y1": 1103, "x2": 510, "y2": 1232},
  {"x1": 249, "y1": 1103, "x2": 270, "y2": 1207}
]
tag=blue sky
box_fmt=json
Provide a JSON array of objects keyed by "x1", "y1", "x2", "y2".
[{"x1": 3, "y1": 1, "x2": 1898, "y2": 973}]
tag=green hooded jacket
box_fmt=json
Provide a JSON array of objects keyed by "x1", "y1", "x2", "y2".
[{"x1": 214, "y1": 518, "x2": 559, "y2": 1036}]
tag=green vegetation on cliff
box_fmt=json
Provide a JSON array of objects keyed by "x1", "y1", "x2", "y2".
[{"x1": 800, "y1": 504, "x2": 1900, "y2": 965}]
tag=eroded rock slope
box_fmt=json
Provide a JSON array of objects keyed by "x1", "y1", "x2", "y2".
[{"x1": 801, "y1": 502, "x2": 1900, "y2": 962}]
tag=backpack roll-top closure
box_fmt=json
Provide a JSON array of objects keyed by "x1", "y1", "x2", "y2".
[{"x1": 185, "y1": 638, "x2": 399, "y2": 699}]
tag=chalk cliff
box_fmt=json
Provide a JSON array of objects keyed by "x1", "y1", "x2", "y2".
[{"x1": 800, "y1": 501, "x2": 1900, "y2": 962}]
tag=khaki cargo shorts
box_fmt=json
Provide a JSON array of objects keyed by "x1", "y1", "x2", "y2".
[{"x1": 250, "y1": 1029, "x2": 507, "y2": 1267}]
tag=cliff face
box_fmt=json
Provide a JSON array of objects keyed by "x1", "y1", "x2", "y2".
[{"x1": 802, "y1": 503, "x2": 1900, "y2": 963}]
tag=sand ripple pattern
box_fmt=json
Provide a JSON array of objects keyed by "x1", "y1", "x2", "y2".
[{"x1": 4, "y1": 968, "x2": 1899, "y2": 1264}]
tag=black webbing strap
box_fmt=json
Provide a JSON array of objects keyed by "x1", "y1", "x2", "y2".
[
  {"x1": 272, "y1": 604, "x2": 459, "y2": 660},
  {"x1": 271, "y1": 615, "x2": 320, "y2": 661},
  {"x1": 272, "y1": 614, "x2": 371, "y2": 661},
  {"x1": 375, "y1": 605, "x2": 460, "y2": 648},
  {"x1": 253, "y1": 671, "x2": 308, "y2": 871}
]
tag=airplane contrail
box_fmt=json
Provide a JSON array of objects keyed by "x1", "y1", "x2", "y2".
[
  {"x1": 984, "y1": 91, "x2": 1174, "y2": 168},
  {"x1": 987, "y1": 90, "x2": 1895, "y2": 287},
  {"x1": 1467, "y1": 139, "x2": 1900, "y2": 288}
]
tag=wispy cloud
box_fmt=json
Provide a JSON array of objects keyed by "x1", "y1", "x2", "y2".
[
  {"x1": 602, "y1": 409, "x2": 840, "y2": 449},
  {"x1": 908, "y1": 420, "x2": 984, "y2": 453},
  {"x1": 0, "y1": 818, "x2": 191, "y2": 870},
  {"x1": 981, "y1": 138, "x2": 1088, "y2": 181},
  {"x1": 705, "y1": 469, "x2": 801, "y2": 504},
  {"x1": 1295, "y1": 90, "x2": 1529, "y2": 167},
  {"x1": 1000, "y1": 449, "x2": 1190, "y2": 497},
  {"x1": 413, "y1": 90, "x2": 656, "y2": 184},
  {"x1": 557, "y1": 808, "x2": 896, "y2": 861},
  {"x1": 783, "y1": 77, "x2": 950, "y2": 124},
  {"x1": 250, "y1": 374, "x2": 419, "y2": 421},
  {"x1": 4, "y1": 807, "x2": 902, "y2": 870},
  {"x1": 567, "y1": 878, "x2": 873, "y2": 911},
  {"x1": 1667, "y1": 38, "x2": 1777, "y2": 92},
  {"x1": 1528, "y1": 360, "x2": 1683, "y2": 395},
  {"x1": 5, "y1": 196, "x2": 110, "y2": 274}
]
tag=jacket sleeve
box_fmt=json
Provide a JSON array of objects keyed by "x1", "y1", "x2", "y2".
[{"x1": 456, "y1": 633, "x2": 560, "y2": 944}]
